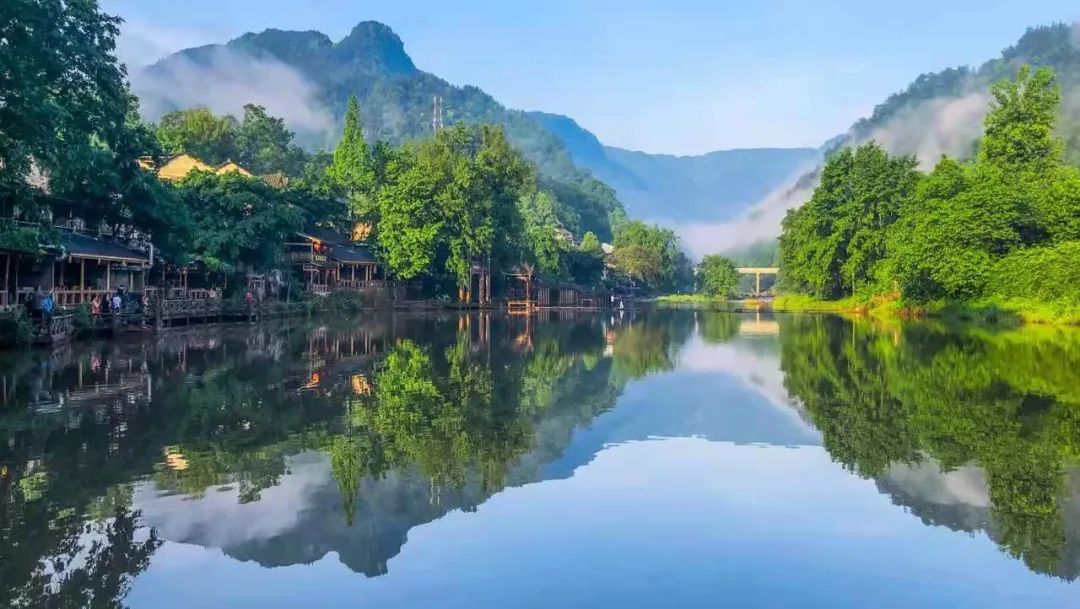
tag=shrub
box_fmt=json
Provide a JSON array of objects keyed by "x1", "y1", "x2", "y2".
[{"x1": 989, "y1": 241, "x2": 1080, "y2": 306}]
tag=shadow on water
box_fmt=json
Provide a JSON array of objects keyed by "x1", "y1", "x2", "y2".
[{"x1": 1, "y1": 308, "x2": 1080, "y2": 605}]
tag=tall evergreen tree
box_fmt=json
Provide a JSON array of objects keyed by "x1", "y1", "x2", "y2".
[{"x1": 328, "y1": 96, "x2": 376, "y2": 220}]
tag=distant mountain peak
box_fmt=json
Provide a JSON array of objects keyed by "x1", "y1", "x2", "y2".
[{"x1": 333, "y1": 20, "x2": 416, "y2": 74}]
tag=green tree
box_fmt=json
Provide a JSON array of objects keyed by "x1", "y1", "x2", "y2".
[
  {"x1": 0, "y1": 0, "x2": 128, "y2": 215},
  {"x1": 612, "y1": 220, "x2": 690, "y2": 292},
  {"x1": 612, "y1": 244, "x2": 663, "y2": 285},
  {"x1": 979, "y1": 65, "x2": 1063, "y2": 168},
  {"x1": 155, "y1": 107, "x2": 239, "y2": 164},
  {"x1": 328, "y1": 96, "x2": 376, "y2": 220},
  {"x1": 696, "y1": 254, "x2": 740, "y2": 297},
  {"x1": 373, "y1": 124, "x2": 532, "y2": 285},
  {"x1": 235, "y1": 103, "x2": 308, "y2": 176},
  {"x1": 779, "y1": 142, "x2": 919, "y2": 299},
  {"x1": 518, "y1": 190, "x2": 563, "y2": 276},
  {"x1": 886, "y1": 66, "x2": 1079, "y2": 303},
  {"x1": 579, "y1": 231, "x2": 602, "y2": 256},
  {"x1": 177, "y1": 171, "x2": 304, "y2": 272}
]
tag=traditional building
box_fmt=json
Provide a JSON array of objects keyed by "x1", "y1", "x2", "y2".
[
  {"x1": 287, "y1": 227, "x2": 384, "y2": 295},
  {"x1": 140, "y1": 154, "x2": 256, "y2": 182},
  {"x1": 0, "y1": 230, "x2": 151, "y2": 308}
]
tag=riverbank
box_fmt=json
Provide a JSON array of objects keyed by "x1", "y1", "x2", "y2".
[
  {"x1": 771, "y1": 294, "x2": 1080, "y2": 326},
  {"x1": 653, "y1": 294, "x2": 769, "y2": 311},
  {"x1": 0, "y1": 291, "x2": 620, "y2": 349}
]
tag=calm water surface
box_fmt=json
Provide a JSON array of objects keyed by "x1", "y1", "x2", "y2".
[{"x1": 2, "y1": 310, "x2": 1080, "y2": 608}]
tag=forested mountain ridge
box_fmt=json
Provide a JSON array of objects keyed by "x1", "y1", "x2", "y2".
[
  {"x1": 528, "y1": 111, "x2": 820, "y2": 223},
  {"x1": 139, "y1": 21, "x2": 625, "y2": 240},
  {"x1": 840, "y1": 23, "x2": 1080, "y2": 162},
  {"x1": 713, "y1": 22, "x2": 1080, "y2": 260}
]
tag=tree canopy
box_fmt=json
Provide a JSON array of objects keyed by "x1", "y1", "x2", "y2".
[
  {"x1": 611, "y1": 220, "x2": 692, "y2": 293},
  {"x1": 779, "y1": 65, "x2": 1080, "y2": 309},
  {"x1": 696, "y1": 254, "x2": 740, "y2": 298},
  {"x1": 154, "y1": 104, "x2": 309, "y2": 176}
]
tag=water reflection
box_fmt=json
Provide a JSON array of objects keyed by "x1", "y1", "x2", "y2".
[
  {"x1": 779, "y1": 315, "x2": 1080, "y2": 579},
  {"x1": 1, "y1": 310, "x2": 1079, "y2": 607}
]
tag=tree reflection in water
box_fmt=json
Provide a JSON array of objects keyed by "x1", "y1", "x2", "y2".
[{"x1": 779, "y1": 315, "x2": 1080, "y2": 579}]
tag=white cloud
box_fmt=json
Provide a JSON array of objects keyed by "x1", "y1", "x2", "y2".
[{"x1": 864, "y1": 91, "x2": 989, "y2": 169}]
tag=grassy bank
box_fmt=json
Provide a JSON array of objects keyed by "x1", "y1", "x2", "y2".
[
  {"x1": 654, "y1": 294, "x2": 771, "y2": 311},
  {"x1": 771, "y1": 294, "x2": 867, "y2": 314},
  {"x1": 772, "y1": 293, "x2": 1080, "y2": 326},
  {"x1": 655, "y1": 294, "x2": 728, "y2": 305}
]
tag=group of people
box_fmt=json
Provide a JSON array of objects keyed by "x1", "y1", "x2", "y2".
[
  {"x1": 24, "y1": 286, "x2": 130, "y2": 321},
  {"x1": 87, "y1": 289, "x2": 125, "y2": 318}
]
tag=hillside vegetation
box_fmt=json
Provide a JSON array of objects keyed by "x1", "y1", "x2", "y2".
[
  {"x1": 779, "y1": 66, "x2": 1080, "y2": 323},
  {"x1": 143, "y1": 22, "x2": 626, "y2": 240}
]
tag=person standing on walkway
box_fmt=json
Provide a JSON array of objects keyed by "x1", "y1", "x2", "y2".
[{"x1": 42, "y1": 290, "x2": 54, "y2": 319}]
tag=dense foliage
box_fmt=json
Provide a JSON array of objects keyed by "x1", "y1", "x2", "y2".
[
  {"x1": 610, "y1": 220, "x2": 693, "y2": 293},
  {"x1": 780, "y1": 66, "x2": 1080, "y2": 311},
  {"x1": 176, "y1": 171, "x2": 305, "y2": 272},
  {"x1": 695, "y1": 255, "x2": 740, "y2": 297},
  {"x1": 0, "y1": 0, "x2": 618, "y2": 294},
  {"x1": 0, "y1": 0, "x2": 187, "y2": 260},
  {"x1": 320, "y1": 100, "x2": 608, "y2": 288},
  {"x1": 156, "y1": 104, "x2": 309, "y2": 176}
]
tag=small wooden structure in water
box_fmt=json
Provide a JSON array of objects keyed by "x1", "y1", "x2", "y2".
[{"x1": 504, "y1": 268, "x2": 612, "y2": 312}]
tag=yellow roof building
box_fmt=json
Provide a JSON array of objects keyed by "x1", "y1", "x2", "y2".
[
  {"x1": 143, "y1": 154, "x2": 257, "y2": 182},
  {"x1": 155, "y1": 154, "x2": 214, "y2": 181},
  {"x1": 215, "y1": 160, "x2": 254, "y2": 178}
]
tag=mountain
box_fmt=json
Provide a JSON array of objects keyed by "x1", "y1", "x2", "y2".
[
  {"x1": 529, "y1": 111, "x2": 819, "y2": 223},
  {"x1": 841, "y1": 23, "x2": 1080, "y2": 162},
  {"x1": 134, "y1": 22, "x2": 625, "y2": 240},
  {"x1": 694, "y1": 22, "x2": 1080, "y2": 255}
]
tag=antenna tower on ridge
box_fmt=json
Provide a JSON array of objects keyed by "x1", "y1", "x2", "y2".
[{"x1": 432, "y1": 96, "x2": 444, "y2": 132}]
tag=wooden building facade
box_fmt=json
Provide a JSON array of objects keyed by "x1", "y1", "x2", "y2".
[
  {"x1": 0, "y1": 230, "x2": 151, "y2": 309},
  {"x1": 288, "y1": 228, "x2": 385, "y2": 295}
]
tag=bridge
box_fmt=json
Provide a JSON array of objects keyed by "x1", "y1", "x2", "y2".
[{"x1": 736, "y1": 267, "x2": 779, "y2": 296}]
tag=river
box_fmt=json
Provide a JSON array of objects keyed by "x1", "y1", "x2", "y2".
[{"x1": 1, "y1": 310, "x2": 1078, "y2": 608}]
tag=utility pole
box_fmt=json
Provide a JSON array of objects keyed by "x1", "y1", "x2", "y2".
[{"x1": 432, "y1": 96, "x2": 444, "y2": 133}]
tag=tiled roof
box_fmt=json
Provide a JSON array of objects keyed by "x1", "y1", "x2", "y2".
[
  {"x1": 58, "y1": 232, "x2": 150, "y2": 264},
  {"x1": 297, "y1": 227, "x2": 376, "y2": 264}
]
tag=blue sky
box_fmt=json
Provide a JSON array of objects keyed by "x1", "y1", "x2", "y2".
[{"x1": 101, "y1": 0, "x2": 1080, "y2": 155}]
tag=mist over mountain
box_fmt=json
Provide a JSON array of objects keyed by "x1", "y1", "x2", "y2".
[
  {"x1": 134, "y1": 21, "x2": 626, "y2": 240},
  {"x1": 694, "y1": 22, "x2": 1080, "y2": 256}
]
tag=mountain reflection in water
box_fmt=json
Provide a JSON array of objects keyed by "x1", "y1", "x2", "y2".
[{"x1": 1, "y1": 310, "x2": 1078, "y2": 608}]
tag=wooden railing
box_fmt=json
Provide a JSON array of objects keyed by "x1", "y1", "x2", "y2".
[
  {"x1": 31, "y1": 313, "x2": 75, "y2": 344},
  {"x1": 336, "y1": 279, "x2": 389, "y2": 290},
  {"x1": 54, "y1": 289, "x2": 111, "y2": 307}
]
